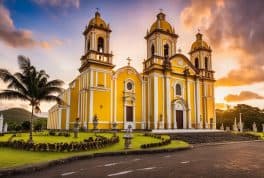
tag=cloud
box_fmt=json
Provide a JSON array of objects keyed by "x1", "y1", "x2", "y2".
[
  {"x1": 33, "y1": 0, "x2": 80, "y2": 8},
  {"x1": 224, "y1": 91, "x2": 264, "y2": 102},
  {"x1": 0, "y1": 2, "x2": 62, "y2": 49},
  {"x1": 180, "y1": 0, "x2": 264, "y2": 87}
]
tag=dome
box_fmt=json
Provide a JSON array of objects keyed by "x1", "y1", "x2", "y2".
[
  {"x1": 190, "y1": 33, "x2": 211, "y2": 52},
  {"x1": 88, "y1": 11, "x2": 108, "y2": 29},
  {"x1": 149, "y1": 12, "x2": 173, "y2": 33}
]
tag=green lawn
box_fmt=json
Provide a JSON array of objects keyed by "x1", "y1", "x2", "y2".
[
  {"x1": 247, "y1": 132, "x2": 264, "y2": 140},
  {"x1": 0, "y1": 132, "x2": 189, "y2": 169}
]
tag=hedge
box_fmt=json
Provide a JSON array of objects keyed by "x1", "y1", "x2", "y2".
[
  {"x1": 140, "y1": 133, "x2": 171, "y2": 149},
  {"x1": 0, "y1": 135, "x2": 119, "y2": 152}
]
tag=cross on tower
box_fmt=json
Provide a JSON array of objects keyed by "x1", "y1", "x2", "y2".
[
  {"x1": 126, "y1": 57, "x2": 132, "y2": 66},
  {"x1": 96, "y1": 8, "x2": 100, "y2": 12}
]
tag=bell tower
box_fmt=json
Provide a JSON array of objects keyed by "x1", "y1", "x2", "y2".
[
  {"x1": 189, "y1": 32, "x2": 213, "y2": 79},
  {"x1": 79, "y1": 10, "x2": 114, "y2": 72}
]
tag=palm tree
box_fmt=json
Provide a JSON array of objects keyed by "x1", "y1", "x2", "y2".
[{"x1": 0, "y1": 55, "x2": 64, "y2": 143}]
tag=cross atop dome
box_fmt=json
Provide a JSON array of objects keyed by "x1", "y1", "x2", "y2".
[{"x1": 126, "y1": 57, "x2": 132, "y2": 66}]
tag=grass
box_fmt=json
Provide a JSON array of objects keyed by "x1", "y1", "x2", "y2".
[
  {"x1": 247, "y1": 132, "x2": 264, "y2": 140},
  {"x1": 0, "y1": 132, "x2": 189, "y2": 169}
]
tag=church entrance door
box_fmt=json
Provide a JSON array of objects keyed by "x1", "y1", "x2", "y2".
[
  {"x1": 126, "y1": 106, "x2": 133, "y2": 122},
  {"x1": 176, "y1": 110, "x2": 183, "y2": 129}
]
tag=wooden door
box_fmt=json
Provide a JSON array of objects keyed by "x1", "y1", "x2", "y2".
[
  {"x1": 176, "y1": 110, "x2": 183, "y2": 129},
  {"x1": 126, "y1": 106, "x2": 133, "y2": 122}
]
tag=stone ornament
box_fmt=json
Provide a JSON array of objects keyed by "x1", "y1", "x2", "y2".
[{"x1": 123, "y1": 124, "x2": 133, "y2": 149}]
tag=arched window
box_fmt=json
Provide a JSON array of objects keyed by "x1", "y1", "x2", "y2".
[
  {"x1": 176, "y1": 84, "x2": 181, "y2": 96},
  {"x1": 97, "y1": 37, "x2": 104, "y2": 53},
  {"x1": 195, "y1": 58, "x2": 199, "y2": 68},
  {"x1": 164, "y1": 44, "x2": 169, "y2": 57},
  {"x1": 205, "y1": 57, "x2": 208, "y2": 70},
  {"x1": 151, "y1": 44, "x2": 155, "y2": 56},
  {"x1": 87, "y1": 39, "x2": 90, "y2": 51}
]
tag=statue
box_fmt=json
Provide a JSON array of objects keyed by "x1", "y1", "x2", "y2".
[
  {"x1": 233, "y1": 117, "x2": 238, "y2": 131},
  {"x1": 3, "y1": 123, "x2": 8, "y2": 133},
  {"x1": 112, "y1": 122, "x2": 117, "y2": 137},
  {"x1": 73, "y1": 118, "x2": 80, "y2": 138},
  {"x1": 220, "y1": 123, "x2": 224, "y2": 130},
  {"x1": 252, "y1": 122, "x2": 257, "y2": 132},
  {"x1": 93, "y1": 115, "x2": 98, "y2": 136},
  {"x1": 123, "y1": 124, "x2": 133, "y2": 149},
  {"x1": 262, "y1": 124, "x2": 264, "y2": 133},
  {"x1": 0, "y1": 114, "x2": 3, "y2": 134}
]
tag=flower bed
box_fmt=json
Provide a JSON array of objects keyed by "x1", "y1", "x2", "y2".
[
  {"x1": 140, "y1": 133, "x2": 171, "y2": 149},
  {"x1": 0, "y1": 135, "x2": 119, "y2": 152}
]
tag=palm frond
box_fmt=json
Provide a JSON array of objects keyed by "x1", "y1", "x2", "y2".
[
  {"x1": 41, "y1": 95, "x2": 63, "y2": 104},
  {"x1": 45, "y1": 79, "x2": 64, "y2": 87},
  {"x1": 0, "y1": 69, "x2": 28, "y2": 94},
  {"x1": 17, "y1": 55, "x2": 31, "y2": 72},
  {"x1": 0, "y1": 90, "x2": 29, "y2": 101}
]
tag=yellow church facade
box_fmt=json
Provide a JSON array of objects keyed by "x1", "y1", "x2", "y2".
[{"x1": 47, "y1": 11, "x2": 216, "y2": 130}]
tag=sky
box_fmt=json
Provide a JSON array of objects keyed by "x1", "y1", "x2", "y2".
[{"x1": 0, "y1": 0, "x2": 264, "y2": 113}]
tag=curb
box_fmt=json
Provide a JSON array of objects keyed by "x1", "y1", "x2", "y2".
[
  {"x1": 0, "y1": 146, "x2": 192, "y2": 177},
  {"x1": 193, "y1": 139, "x2": 264, "y2": 148}
]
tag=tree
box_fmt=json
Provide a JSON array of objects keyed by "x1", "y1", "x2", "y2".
[
  {"x1": 0, "y1": 56, "x2": 64, "y2": 142},
  {"x1": 21, "y1": 121, "x2": 31, "y2": 131}
]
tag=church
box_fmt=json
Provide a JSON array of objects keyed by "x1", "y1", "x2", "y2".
[{"x1": 47, "y1": 11, "x2": 216, "y2": 130}]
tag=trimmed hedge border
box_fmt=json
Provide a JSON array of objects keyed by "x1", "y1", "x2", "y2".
[
  {"x1": 0, "y1": 135, "x2": 119, "y2": 152},
  {"x1": 140, "y1": 133, "x2": 171, "y2": 149}
]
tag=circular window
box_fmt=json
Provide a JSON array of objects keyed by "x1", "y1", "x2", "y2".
[{"x1": 127, "y1": 82, "x2": 133, "y2": 90}]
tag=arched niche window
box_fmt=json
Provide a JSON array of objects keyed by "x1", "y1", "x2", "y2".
[
  {"x1": 195, "y1": 58, "x2": 199, "y2": 68},
  {"x1": 97, "y1": 37, "x2": 104, "y2": 53},
  {"x1": 205, "y1": 57, "x2": 208, "y2": 70},
  {"x1": 175, "y1": 83, "x2": 182, "y2": 96},
  {"x1": 151, "y1": 44, "x2": 155, "y2": 56},
  {"x1": 164, "y1": 44, "x2": 169, "y2": 57}
]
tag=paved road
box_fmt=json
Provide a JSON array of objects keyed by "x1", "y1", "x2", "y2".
[{"x1": 13, "y1": 141, "x2": 264, "y2": 178}]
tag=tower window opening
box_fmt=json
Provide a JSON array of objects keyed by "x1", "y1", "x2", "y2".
[
  {"x1": 151, "y1": 44, "x2": 155, "y2": 56},
  {"x1": 164, "y1": 44, "x2": 169, "y2": 57},
  {"x1": 97, "y1": 37, "x2": 104, "y2": 53},
  {"x1": 176, "y1": 84, "x2": 182, "y2": 96},
  {"x1": 87, "y1": 39, "x2": 90, "y2": 51},
  {"x1": 195, "y1": 58, "x2": 199, "y2": 68},
  {"x1": 205, "y1": 57, "x2": 208, "y2": 70}
]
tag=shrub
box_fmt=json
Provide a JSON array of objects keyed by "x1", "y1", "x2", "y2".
[{"x1": 140, "y1": 133, "x2": 171, "y2": 149}]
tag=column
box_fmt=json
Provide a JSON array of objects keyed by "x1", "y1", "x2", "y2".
[
  {"x1": 195, "y1": 77, "x2": 200, "y2": 128},
  {"x1": 89, "y1": 70, "x2": 94, "y2": 127},
  {"x1": 153, "y1": 75, "x2": 158, "y2": 129},
  {"x1": 165, "y1": 76, "x2": 171, "y2": 129},
  {"x1": 186, "y1": 78, "x2": 192, "y2": 129}
]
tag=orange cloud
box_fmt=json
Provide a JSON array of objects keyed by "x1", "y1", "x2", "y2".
[
  {"x1": 224, "y1": 91, "x2": 264, "y2": 102},
  {"x1": 180, "y1": 0, "x2": 264, "y2": 87},
  {"x1": 0, "y1": 3, "x2": 62, "y2": 49}
]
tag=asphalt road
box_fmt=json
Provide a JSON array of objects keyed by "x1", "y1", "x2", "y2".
[{"x1": 12, "y1": 141, "x2": 264, "y2": 178}]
